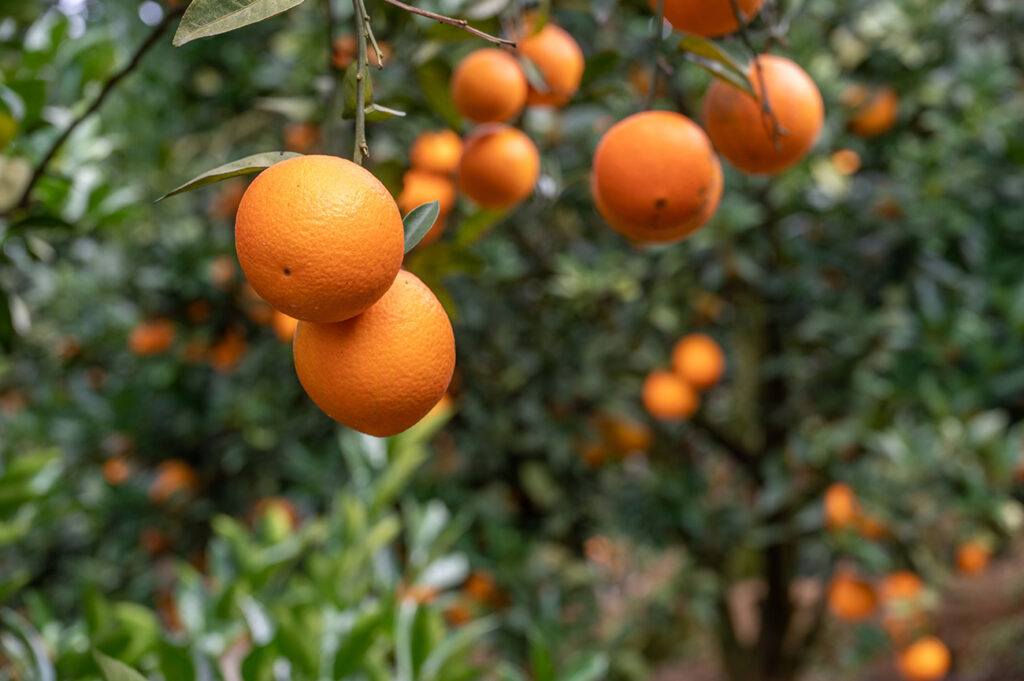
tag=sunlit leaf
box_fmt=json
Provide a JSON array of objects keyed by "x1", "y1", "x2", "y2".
[
  {"x1": 678, "y1": 35, "x2": 753, "y2": 95},
  {"x1": 93, "y1": 651, "x2": 147, "y2": 681},
  {"x1": 403, "y1": 201, "x2": 441, "y2": 253},
  {"x1": 157, "y1": 151, "x2": 299, "y2": 201},
  {"x1": 173, "y1": 0, "x2": 306, "y2": 46}
]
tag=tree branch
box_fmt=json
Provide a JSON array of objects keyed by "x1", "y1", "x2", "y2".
[
  {"x1": 726, "y1": 0, "x2": 786, "y2": 147},
  {"x1": 379, "y1": 0, "x2": 516, "y2": 47},
  {"x1": 690, "y1": 413, "x2": 762, "y2": 482},
  {"x1": 8, "y1": 6, "x2": 184, "y2": 215},
  {"x1": 352, "y1": 0, "x2": 370, "y2": 164}
]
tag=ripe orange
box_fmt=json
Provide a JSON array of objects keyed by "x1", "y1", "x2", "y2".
[
  {"x1": 857, "y1": 513, "x2": 889, "y2": 540},
  {"x1": 410, "y1": 130, "x2": 463, "y2": 175},
  {"x1": 847, "y1": 86, "x2": 899, "y2": 138},
  {"x1": 272, "y1": 310, "x2": 298, "y2": 342},
  {"x1": 518, "y1": 23, "x2": 584, "y2": 107},
  {"x1": 823, "y1": 482, "x2": 859, "y2": 530},
  {"x1": 293, "y1": 270, "x2": 456, "y2": 437},
  {"x1": 642, "y1": 371, "x2": 699, "y2": 421},
  {"x1": 464, "y1": 571, "x2": 497, "y2": 603},
  {"x1": 671, "y1": 333, "x2": 725, "y2": 389},
  {"x1": 879, "y1": 571, "x2": 924, "y2": 604},
  {"x1": 451, "y1": 49, "x2": 528, "y2": 123},
  {"x1": 956, "y1": 540, "x2": 990, "y2": 575},
  {"x1": 702, "y1": 54, "x2": 824, "y2": 175},
  {"x1": 208, "y1": 327, "x2": 247, "y2": 373},
  {"x1": 831, "y1": 148, "x2": 861, "y2": 175},
  {"x1": 129, "y1": 319, "x2": 176, "y2": 356},
  {"x1": 592, "y1": 111, "x2": 720, "y2": 243},
  {"x1": 458, "y1": 125, "x2": 540, "y2": 209},
  {"x1": 398, "y1": 169, "x2": 457, "y2": 217},
  {"x1": 102, "y1": 456, "x2": 131, "y2": 485},
  {"x1": 897, "y1": 637, "x2": 951, "y2": 681},
  {"x1": 149, "y1": 459, "x2": 199, "y2": 503},
  {"x1": 827, "y1": 572, "x2": 877, "y2": 621},
  {"x1": 235, "y1": 155, "x2": 404, "y2": 323},
  {"x1": 597, "y1": 413, "x2": 653, "y2": 454},
  {"x1": 659, "y1": 0, "x2": 765, "y2": 37}
]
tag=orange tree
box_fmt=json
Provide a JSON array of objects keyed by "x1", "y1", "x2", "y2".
[{"x1": 2, "y1": 0, "x2": 1024, "y2": 680}]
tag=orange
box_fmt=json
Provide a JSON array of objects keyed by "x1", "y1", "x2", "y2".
[
  {"x1": 702, "y1": 54, "x2": 824, "y2": 175},
  {"x1": 235, "y1": 155, "x2": 404, "y2": 322},
  {"x1": 149, "y1": 459, "x2": 199, "y2": 503},
  {"x1": 592, "y1": 111, "x2": 720, "y2": 243},
  {"x1": 823, "y1": 482, "x2": 859, "y2": 530},
  {"x1": 272, "y1": 310, "x2": 299, "y2": 342},
  {"x1": 458, "y1": 124, "x2": 540, "y2": 209},
  {"x1": 398, "y1": 169, "x2": 457, "y2": 217},
  {"x1": 518, "y1": 23, "x2": 584, "y2": 107},
  {"x1": 897, "y1": 637, "x2": 951, "y2": 681},
  {"x1": 451, "y1": 49, "x2": 528, "y2": 123},
  {"x1": 659, "y1": 0, "x2": 765, "y2": 37},
  {"x1": 140, "y1": 528, "x2": 171, "y2": 555},
  {"x1": 464, "y1": 571, "x2": 497, "y2": 603},
  {"x1": 102, "y1": 456, "x2": 131, "y2": 485},
  {"x1": 642, "y1": 371, "x2": 699, "y2": 421},
  {"x1": 410, "y1": 130, "x2": 463, "y2": 175},
  {"x1": 580, "y1": 441, "x2": 610, "y2": 467},
  {"x1": 293, "y1": 271, "x2": 456, "y2": 437},
  {"x1": 955, "y1": 540, "x2": 990, "y2": 575},
  {"x1": 831, "y1": 148, "x2": 861, "y2": 175},
  {"x1": 848, "y1": 86, "x2": 899, "y2": 138},
  {"x1": 284, "y1": 122, "x2": 319, "y2": 153},
  {"x1": 879, "y1": 571, "x2": 924, "y2": 604},
  {"x1": 209, "y1": 327, "x2": 247, "y2": 373},
  {"x1": 444, "y1": 601, "x2": 473, "y2": 627},
  {"x1": 671, "y1": 334, "x2": 725, "y2": 389},
  {"x1": 857, "y1": 513, "x2": 889, "y2": 540},
  {"x1": 129, "y1": 319, "x2": 176, "y2": 356},
  {"x1": 597, "y1": 413, "x2": 653, "y2": 454},
  {"x1": 827, "y1": 572, "x2": 877, "y2": 621}
]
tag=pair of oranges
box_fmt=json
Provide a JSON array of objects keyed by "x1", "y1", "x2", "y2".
[
  {"x1": 235, "y1": 154, "x2": 455, "y2": 437},
  {"x1": 642, "y1": 333, "x2": 726, "y2": 421}
]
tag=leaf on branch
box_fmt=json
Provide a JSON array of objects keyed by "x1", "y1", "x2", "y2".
[
  {"x1": 364, "y1": 104, "x2": 407, "y2": 122},
  {"x1": 677, "y1": 35, "x2": 754, "y2": 95},
  {"x1": 342, "y1": 64, "x2": 374, "y2": 120},
  {"x1": 402, "y1": 201, "x2": 441, "y2": 253},
  {"x1": 157, "y1": 151, "x2": 300, "y2": 201},
  {"x1": 518, "y1": 55, "x2": 550, "y2": 94},
  {"x1": 93, "y1": 651, "x2": 149, "y2": 681},
  {"x1": 173, "y1": 0, "x2": 306, "y2": 46}
]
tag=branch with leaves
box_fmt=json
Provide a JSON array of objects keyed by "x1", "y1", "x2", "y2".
[{"x1": 379, "y1": 0, "x2": 516, "y2": 47}]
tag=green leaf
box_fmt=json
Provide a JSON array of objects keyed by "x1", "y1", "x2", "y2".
[
  {"x1": 342, "y1": 64, "x2": 374, "y2": 120},
  {"x1": 518, "y1": 55, "x2": 550, "y2": 94},
  {"x1": 677, "y1": 35, "x2": 753, "y2": 95},
  {"x1": 172, "y1": 0, "x2": 306, "y2": 46},
  {"x1": 416, "y1": 61, "x2": 462, "y2": 130},
  {"x1": 560, "y1": 654, "x2": 609, "y2": 681},
  {"x1": 403, "y1": 201, "x2": 441, "y2": 253},
  {"x1": 420, "y1": 617, "x2": 497, "y2": 681},
  {"x1": 158, "y1": 151, "x2": 299, "y2": 201},
  {"x1": 93, "y1": 651, "x2": 148, "y2": 681},
  {"x1": 364, "y1": 104, "x2": 407, "y2": 122}
]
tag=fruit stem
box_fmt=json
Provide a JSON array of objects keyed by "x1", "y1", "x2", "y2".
[
  {"x1": 378, "y1": 0, "x2": 517, "y2": 47},
  {"x1": 352, "y1": 0, "x2": 371, "y2": 164},
  {"x1": 725, "y1": 0, "x2": 787, "y2": 148}
]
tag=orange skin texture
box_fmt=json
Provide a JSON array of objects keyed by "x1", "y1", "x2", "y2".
[
  {"x1": 129, "y1": 319, "x2": 176, "y2": 356},
  {"x1": 592, "y1": 111, "x2": 719, "y2": 242},
  {"x1": 518, "y1": 23, "x2": 585, "y2": 107},
  {"x1": 235, "y1": 155, "x2": 404, "y2": 323},
  {"x1": 410, "y1": 130, "x2": 463, "y2": 176},
  {"x1": 149, "y1": 460, "x2": 199, "y2": 503},
  {"x1": 956, "y1": 540, "x2": 990, "y2": 575},
  {"x1": 272, "y1": 311, "x2": 298, "y2": 343},
  {"x1": 824, "y1": 482, "x2": 860, "y2": 530},
  {"x1": 642, "y1": 371, "x2": 699, "y2": 421},
  {"x1": 398, "y1": 169, "x2": 457, "y2": 217},
  {"x1": 703, "y1": 54, "x2": 825, "y2": 175},
  {"x1": 849, "y1": 86, "x2": 899, "y2": 138},
  {"x1": 671, "y1": 333, "x2": 725, "y2": 389},
  {"x1": 898, "y1": 637, "x2": 952, "y2": 681},
  {"x1": 451, "y1": 49, "x2": 528, "y2": 123},
  {"x1": 879, "y1": 571, "x2": 924, "y2": 604},
  {"x1": 827, "y1": 573, "x2": 877, "y2": 621},
  {"x1": 659, "y1": 0, "x2": 765, "y2": 37},
  {"x1": 293, "y1": 271, "x2": 456, "y2": 437},
  {"x1": 459, "y1": 125, "x2": 540, "y2": 209}
]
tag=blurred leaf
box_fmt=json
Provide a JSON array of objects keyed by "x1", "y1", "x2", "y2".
[
  {"x1": 158, "y1": 152, "x2": 299, "y2": 200},
  {"x1": 93, "y1": 651, "x2": 147, "y2": 681},
  {"x1": 1, "y1": 610, "x2": 54, "y2": 681},
  {"x1": 365, "y1": 104, "x2": 407, "y2": 122},
  {"x1": 403, "y1": 201, "x2": 441, "y2": 253},
  {"x1": 465, "y1": 0, "x2": 511, "y2": 20},
  {"x1": 173, "y1": 0, "x2": 306, "y2": 46},
  {"x1": 342, "y1": 64, "x2": 374, "y2": 120},
  {"x1": 560, "y1": 653, "x2": 609, "y2": 681},
  {"x1": 416, "y1": 61, "x2": 461, "y2": 129},
  {"x1": 519, "y1": 55, "x2": 550, "y2": 93},
  {"x1": 678, "y1": 35, "x2": 752, "y2": 95}
]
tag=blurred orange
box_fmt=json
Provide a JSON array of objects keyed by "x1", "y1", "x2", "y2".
[
  {"x1": 284, "y1": 122, "x2": 320, "y2": 153},
  {"x1": 831, "y1": 148, "x2": 861, "y2": 175},
  {"x1": 140, "y1": 528, "x2": 172, "y2": 555},
  {"x1": 149, "y1": 459, "x2": 199, "y2": 503},
  {"x1": 463, "y1": 571, "x2": 497, "y2": 604},
  {"x1": 209, "y1": 327, "x2": 247, "y2": 373},
  {"x1": 129, "y1": 319, "x2": 176, "y2": 356},
  {"x1": 879, "y1": 571, "x2": 924, "y2": 604},
  {"x1": 208, "y1": 255, "x2": 237, "y2": 290},
  {"x1": 827, "y1": 572, "x2": 877, "y2": 621},
  {"x1": 444, "y1": 600, "x2": 473, "y2": 627},
  {"x1": 580, "y1": 441, "x2": 610, "y2": 467},
  {"x1": 897, "y1": 636, "x2": 951, "y2": 681},
  {"x1": 102, "y1": 456, "x2": 132, "y2": 485},
  {"x1": 823, "y1": 482, "x2": 859, "y2": 530},
  {"x1": 847, "y1": 86, "x2": 900, "y2": 138},
  {"x1": 410, "y1": 130, "x2": 463, "y2": 176},
  {"x1": 956, "y1": 540, "x2": 990, "y2": 575},
  {"x1": 598, "y1": 413, "x2": 653, "y2": 455}
]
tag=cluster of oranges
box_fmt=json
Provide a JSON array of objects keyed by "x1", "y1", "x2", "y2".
[
  {"x1": 592, "y1": 0, "x2": 824, "y2": 244},
  {"x1": 234, "y1": 154, "x2": 456, "y2": 437},
  {"x1": 642, "y1": 333, "x2": 725, "y2": 421}
]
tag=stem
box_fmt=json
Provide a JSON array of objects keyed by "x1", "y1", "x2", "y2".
[
  {"x1": 379, "y1": 0, "x2": 516, "y2": 46},
  {"x1": 7, "y1": 6, "x2": 184, "y2": 215},
  {"x1": 644, "y1": 0, "x2": 666, "y2": 110},
  {"x1": 726, "y1": 0, "x2": 786, "y2": 147},
  {"x1": 351, "y1": 0, "x2": 370, "y2": 165}
]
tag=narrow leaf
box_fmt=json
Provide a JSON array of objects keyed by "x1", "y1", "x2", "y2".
[
  {"x1": 677, "y1": 35, "x2": 753, "y2": 95},
  {"x1": 683, "y1": 54, "x2": 754, "y2": 95},
  {"x1": 173, "y1": 0, "x2": 306, "y2": 46},
  {"x1": 158, "y1": 151, "x2": 299, "y2": 201},
  {"x1": 364, "y1": 103, "x2": 407, "y2": 122},
  {"x1": 403, "y1": 201, "x2": 441, "y2": 253},
  {"x1": 518, "y1": 55, "x2": 550, "y2": 94},
  {"x1": 93, "y1": 651, "x2": 148, "y2": 681}
]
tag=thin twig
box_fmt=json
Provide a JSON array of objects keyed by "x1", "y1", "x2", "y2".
[
  {"x1": 379, "y1": 0, "x2": 516, "y2": 47},
  {"x1": 644, "y1": 0, "x2": 667, "y2": 110},
  {"x1": 726, "y1": 0, "x2": 786, "y2": 148},
  {"x1": 358, "y1": 0, "x2": 386, "y2": 69},
  {"x1": 351, "y1": 0, "x2": 370, "y2": 164},
  {"x1": 7, "y1": 6, "x2": 184, "y2": 215}
]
